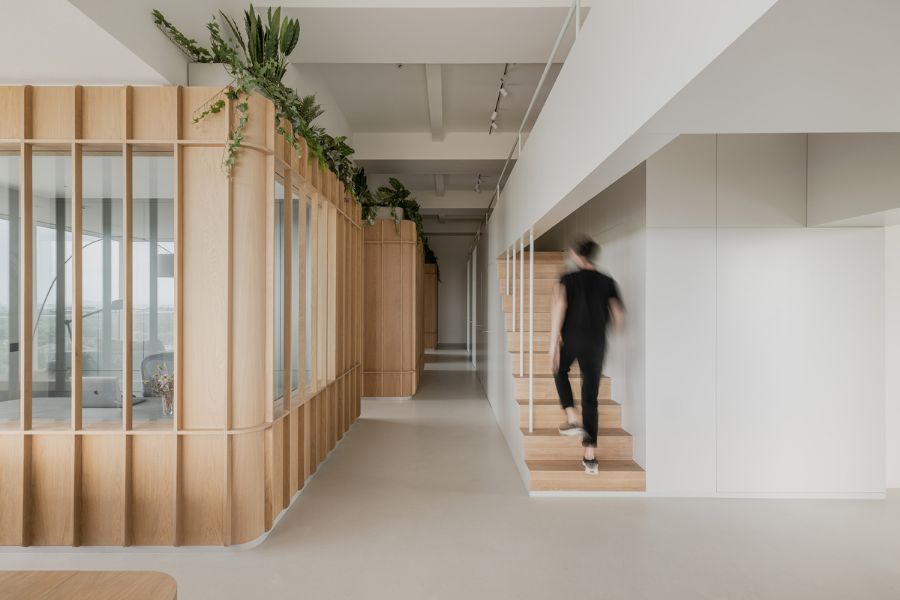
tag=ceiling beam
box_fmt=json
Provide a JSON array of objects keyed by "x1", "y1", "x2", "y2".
[{"x1": 425, "y1": 64, "x2": 444, "y2": 141}]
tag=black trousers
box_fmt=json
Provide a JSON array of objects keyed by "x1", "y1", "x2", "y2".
[{"x1": 554, "y1": 342, "x2": 605, "y2": 448}]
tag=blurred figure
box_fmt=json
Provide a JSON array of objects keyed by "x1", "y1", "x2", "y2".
[{"x1": 548, "y1": 236, "x2": 624, "y2": 474}]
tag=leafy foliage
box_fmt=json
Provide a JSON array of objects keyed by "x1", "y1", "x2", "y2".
[
  {"x1": 152, "y1": 6, "x2": 348, "y2": 187},
  {"x1": 152, "y1": 5, "x2": 435, "y2": 268}
]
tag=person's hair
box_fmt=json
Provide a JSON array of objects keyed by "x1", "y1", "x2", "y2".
[{"x1": 571, "y1": 236, "x2": 599, "y2": 261}]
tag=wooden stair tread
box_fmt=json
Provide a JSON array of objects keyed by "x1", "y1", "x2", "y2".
[
  {"x1": 517, "y1": 397, "x2": 618, "y2": 406},
  {"x1": 523, "y1": 427, "x2": 631, "y2": 437},
  {"x1": 527, "y1": 459, "x2": 644, "y2": 472},
  {"x1": 513, "y1": 373, "x2": 610, "y2": 380}
]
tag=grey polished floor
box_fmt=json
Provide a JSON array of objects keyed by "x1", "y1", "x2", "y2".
[{"x1": 2, "y1": 348, "x2": 899, "y2": 599}]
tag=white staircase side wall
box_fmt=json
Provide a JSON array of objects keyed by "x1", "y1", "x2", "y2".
[{"x1": 488, "y1": 0, "x2": 778, "y2": 257}]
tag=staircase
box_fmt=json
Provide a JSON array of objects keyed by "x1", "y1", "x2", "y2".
[{"x1": 497, "y1": 252, "x2": 645, "y2": 492}]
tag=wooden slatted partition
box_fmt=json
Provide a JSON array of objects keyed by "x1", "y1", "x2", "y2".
[
  {"x1": 0, "y1": 86, "x2": 364, "y2": 547},
  {"x1": 362, "y1": 220, "x2": 425, "y2": 397}
]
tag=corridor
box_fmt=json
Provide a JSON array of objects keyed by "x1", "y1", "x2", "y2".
[{"x1": 2, "y1": 347, "x2": 899, "y2": 599}]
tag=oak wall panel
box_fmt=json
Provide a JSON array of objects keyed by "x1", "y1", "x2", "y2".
[
  {"x1": 131, "y1": 435, "x2": 176, "y2": 546},
  {"x1": 230, "y1": 431, "x2": 265, "y2": 545},
  {"x1": 81, "y1": 87, "x2": 124, "y2": 140},
  {"x1": 0, "y1": 435, "x2": 24, "y2": 545},
  {"x1": 231, "y1": 148, "x2": 268, "y2": 428},
  {"x1": 30, "y1": 435, "x2": 74, "y2": 546},
  {"x1": 181, "y1": 146, "x2": 228, "y2": 429},
  {"x1": 181, "y1": 87, "x2": 229, "y2": 141},
  {"x1": 80, "y1": 435, "x2": 125, "y2": 546},
  {"x1": 131, "y1": 87, "x2": 178, "y2": 140},
  {"x1": 30, "y1": 86, "x2": 74, "y2": 140},
  {"x1": 181, "y1": 435, "x2": 225, "y2": 545},
  {"x1": 0, "y1": 86, "x2": 25, "y2": 139}
]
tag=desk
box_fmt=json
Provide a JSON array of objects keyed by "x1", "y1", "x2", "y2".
[{"x1": 0, "y1": 571, "x2": 176, "y2": 600}]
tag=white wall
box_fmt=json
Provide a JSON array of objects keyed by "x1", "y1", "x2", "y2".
[
  {"x1": 534, "y1": 164, "x2": 647, "y2": 467},
  {"x1": 474, "y1": 228, "x2": 530, "y2": 486},
  {"x1": 646, "y1": 134, "x2": 886, "y2": 496},
  {"x1": 886, "y1": 225, "x2": 900, "y2": 489},
  {"x1": 427, "y1": 235, "x2": 475, "y2": 346}
]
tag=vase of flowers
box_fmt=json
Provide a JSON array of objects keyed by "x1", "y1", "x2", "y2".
[{"x1": 151, "y1": 364, "x2": 175, "y2": 417}]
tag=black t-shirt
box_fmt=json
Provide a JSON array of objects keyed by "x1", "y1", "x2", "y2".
[{"x1": 560, "y1": 269, "x2": 622, "y2": 347}]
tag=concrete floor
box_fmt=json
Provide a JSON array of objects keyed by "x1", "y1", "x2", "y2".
[{"x1": 2, "y1": 348, "x2": 900, "y2": 599}]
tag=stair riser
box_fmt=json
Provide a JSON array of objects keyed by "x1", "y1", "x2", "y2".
[
  {"x1": 529, "y1": 471, "x2": 645, "y2": 492},
  {"x1": 501, "y1": 293, "x2": 554, "y2": 313},
  {"x1": 497, "y1": 278, "x2": 562, "y2": 297},
  {"x1": 507, "y1": 332, "x2": 551, "y2": 352},
  {"x1": 524, "y1": 436, "x2": 633, "y2": 461},
  {"x1": 496, "y1": 264, "x2": 566, "y2": 280},
  {"x1": 505, "y1": 312, "x2": 551, "y2": 332},
  {"x1": 519, "y1": 404, "x2": 621, "y2": 429},
  {"x1": 514, "y1": 377, "x2": 611, "y2": 400},
  {"x1": 510, "y1": 352, "x2": 605, "y2": 376}
]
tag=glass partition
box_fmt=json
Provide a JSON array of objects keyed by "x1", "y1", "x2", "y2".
[
  {"x1": 81, "y1": 151, "x2": 124, "y2": 428},
  {"x1": 291, "y1": 192, "x2": 301, "y2": 392},
  {"x1": 0, "y1": 152, "x2": 20, "y2": 427},
  {"x1": 32, "y1": 151, "x2": 72, "y2": 428},
  {"x1": 132, "y1": 151, "x2": 175, "y2": 426},
  {"x1": 273, "y1": 178, "x2": 285, "y2": 408},
  {"x1": 305, "y1": 198, "x2": 312, "y2": 387}
]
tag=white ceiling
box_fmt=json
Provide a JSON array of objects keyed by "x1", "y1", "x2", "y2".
[
  {"x1": 312, "y1": 62, "x2": 557, "y2": 133},
  {"x1": 41, "y1": 0, "x2": 583, "y2": 222}
]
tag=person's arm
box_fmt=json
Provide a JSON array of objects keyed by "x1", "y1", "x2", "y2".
[
  {"x1": 609, "y1": 297, "x2": 625, "y2": 334},
  {"x1": 549, "y1": 282, "x2": 566, "y2": 372}
]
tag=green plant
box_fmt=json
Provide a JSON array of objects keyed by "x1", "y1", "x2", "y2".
[{"x1": 152, "y1": 6, "x2": 362, "y2": 194}]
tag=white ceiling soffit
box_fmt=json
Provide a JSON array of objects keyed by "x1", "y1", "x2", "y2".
[
  {"x1": 277, "y1": 6, "x2": 582, "y2": 64},
  {"x1": 644, "y1": 0, "x2": 900, "y2": 134},
  {"x1": 0, "y1": 0, "x2": 167, "y2": 84}
]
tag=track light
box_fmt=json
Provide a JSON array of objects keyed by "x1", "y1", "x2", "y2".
[
  {"x1": 490, "y1": 121, "x2": 499, "y2": 130},
  {"x1": 491, "y1": 111, "x2": 498, "y2": 121},
  {"x1": 499, "y1": 86, "x2": 508, "y2": 97}
]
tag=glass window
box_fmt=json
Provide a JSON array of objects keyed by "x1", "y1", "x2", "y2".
[
  {"x1": 81, "y1": 151, "x2": 124, "y2": 428},
  {"x1": 291, "y1": 192, "x2": 301, "y2": 392},
  {"x1": 274, "y1": 179, "x2": 285, "y2": 407},
  {"x1": 0, "y1": 151, "x2": 20, "y2": 427},
  {"x1": 305, "y1": 199, "x2": 312, "y2": 387},
  {"x1": 32, "y1": 151, "x2": 72, "y2": 428},
  {"x1": 132, "y1": 151, "x2": 175, "y2": 427}
]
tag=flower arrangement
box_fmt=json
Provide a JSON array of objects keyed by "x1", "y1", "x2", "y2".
[{"x1": 150, "y1": 364, "x2": 175, "y2": 416}]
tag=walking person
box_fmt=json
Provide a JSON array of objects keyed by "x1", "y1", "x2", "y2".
[{"x1": 548, "y1": 236, "x2": 624, "y2": 474}]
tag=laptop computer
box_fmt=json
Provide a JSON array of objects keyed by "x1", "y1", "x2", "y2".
[{"x1": 82, "y1": 376, "x2": 122, "y2": 408}]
